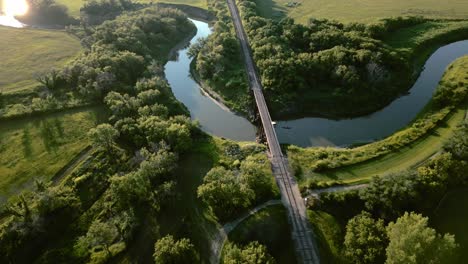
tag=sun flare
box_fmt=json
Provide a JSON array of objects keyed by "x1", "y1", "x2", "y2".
[{"x1": 2, "y1": 0, "x2": 29, "y2": 16}]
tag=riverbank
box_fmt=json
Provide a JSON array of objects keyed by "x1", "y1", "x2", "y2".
[{"x1": 289, "y1": 56, "x2": 468, "y2": 189}]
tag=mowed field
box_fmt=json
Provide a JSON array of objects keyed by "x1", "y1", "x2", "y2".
[
  {"x1": 56, "y1": 0, "x2": 208, "y2": 17},
  {"x1": 0, "y1": 107, "x2": 106, "y2": 203},
  {"x1": 0, "y1": 26, "x2": 81, "y2": 93},
  {"x1": 256, "y1": 0, "x2": 468, "y2": 23}
]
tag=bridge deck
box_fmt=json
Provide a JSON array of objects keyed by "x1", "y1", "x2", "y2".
[{"x1": 225, "y1": 0, "x2": 320, "y2": 263}]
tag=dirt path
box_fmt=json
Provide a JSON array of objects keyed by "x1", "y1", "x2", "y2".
[
  {"x1": 51, "y1": 146, "x2": 93, "y2": 185},
  {"x1": 210, "y1": 199, "x2": 282, "y2": 264}
]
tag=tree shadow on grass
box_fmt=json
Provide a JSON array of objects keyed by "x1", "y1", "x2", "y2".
[
  {"x1": 254, "y1": 0, "x2": 287, "y2": 20},
  {"x1": 22, "y1": 128, "x2": 33, "y2": 158},
  {"x1": 39, "y1": 118, "x2": 64, "y2": 154}
]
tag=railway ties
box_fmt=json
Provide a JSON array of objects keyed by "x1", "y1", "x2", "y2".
[{"x1": 225, "y1": 0, "x2": 321, "y2": 263}]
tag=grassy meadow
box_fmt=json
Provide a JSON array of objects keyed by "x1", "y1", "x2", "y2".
[
  {"x1": 0, "y1": 107, "x2": 106, "y2": 203},
  {"x1": 0, "y1": 26, "x2": 81, "y2": 93},
  {"x1": 255, "y1": 0, "x2": 468, "y2": 24}
]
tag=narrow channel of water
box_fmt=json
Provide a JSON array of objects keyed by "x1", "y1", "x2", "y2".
[
  {"x1": 164, "y1": 19, "x2": 257, "y2": 141},
  {"x1": 276, "y1": 40, "x2": 468, "y2": 147}
]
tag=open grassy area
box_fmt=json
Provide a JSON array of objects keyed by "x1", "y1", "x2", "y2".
[
  {"x1": 256, "y1": 0, "x2": 468, "y2": 24},
  {"x1": 56, "y1": 0, "x2": 207, "y2": 16},
  {"x1": 225, "y1": 204, "x2": 297, "y2": 264},
  {"x1": 433, "y1": 188, "x2": 468, "y2": 263},
  {"x1": 0, "y1": 26, "x2": 81, "y2": 94},
  {"x1": 0, "y1": 107, "x2": 106, "y2": 203},
  {"x1": 316, "y1": 108, "x2": 466, "y2": 185}
]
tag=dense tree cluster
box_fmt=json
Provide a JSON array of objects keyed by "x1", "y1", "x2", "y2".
[
  {"x1": 198, "y1": 149, "x2": 278, "y2": 221},
  {"x1": 80, "y1": 0, "x2": 139, "y2": 25},
  {"x1": 385, "y1": 212, "x2": 458, "y2": 264},
  {"x1": 0, "y1": 7, "x2": 200, "y2": 263},
  {"x1": 188, "y1": 0, "x2": 251, "y2": 114},
  {"x1": 343, "y1": 212, "x2": 458, "y2": 264},
  {"x1": 37, "y1": 7, "x2": 194, "y2": 101},
  {"x1": 343, "y1": 212, "x2": 387, "y2": 264},
  {"x1": 233, "y1": 0, "x2": 412, "y2": 117},
  {"x1": 153, "y1": 235, "x2": 199, "y2": 263}
]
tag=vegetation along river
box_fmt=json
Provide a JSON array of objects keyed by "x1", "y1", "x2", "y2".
[
  {"x1": 165, "y1": 19, "x2": 257, "y2": 141},
  {"x1": 148, "y1": 20, "x2": 468, "y2": 147}
]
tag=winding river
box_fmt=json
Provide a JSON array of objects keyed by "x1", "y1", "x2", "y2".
[
  {"x1": 165, "y1": 19, "x2": 257, "y2": 141},
  {"x1": 166, "y1": 19, "x2": 468, "y2": 147}
]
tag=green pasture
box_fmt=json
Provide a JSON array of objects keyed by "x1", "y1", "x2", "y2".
[
  {"x1": 255, "y1": 0, "x2": 468, "y2": 24},
  {"x1": 0, "y1": 26, "x2": 81, "y2": 93},
  {"x1": 0, "y1": 107, "x2": 106, "y2": 202}
]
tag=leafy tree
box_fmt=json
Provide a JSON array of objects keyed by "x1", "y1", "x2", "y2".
[
  {"x1": 223, "y1": 242, "x2": 275, "y2": 264},
  {"x1": 343, "y1": 212, "x2": 388, "y2": 264},
  {"x1": 88, "y1": 124, "x2": 119, "y2": 151},
  {"x1": 386, "y1": 212, "x2": 458, "y2": 264},
  {"x1": 197, "y1": 167, "x2": 254, "y2": 221},
  {"x1": 240, "y1": 155, "x2": 277, "y2": 202},
  {"x1": 153, "y1": 235, "x2": 199, "y2": 264},
  {"x1": 444, "y1": 120, "x2": 468, "y2": 160},
  {"x1": 359, "y1": 172, "x2": 419, "y2": 219},
  {"x1": 108, "y1": 171, "x2": 152, "y2": 209},
  {"x1": 76, "y1": 219, "x2": 118, "y2": 256}
]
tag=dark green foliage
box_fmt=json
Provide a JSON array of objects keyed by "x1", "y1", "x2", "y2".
[
  {"x1": 386, "y1": 212, "x2": 458, "y2": 264},
  {"x1": 197, "y1": 150, "x2": 277, "y2": 222},
  {"x1": 0, "y1": 7, "x2": 199, "y2": 263},
  {"x1": 153, "y1": 235, "x2": 199, "y2": 264},
  {"x1": 444, "y1": 120, "x2": 468, "y2": 160},
  {"x1": 197, "y1": 167, "x2": 254, "y2": 221},
  {"x1": 58, "y1": 7, "x2": 195, "y2": 100},
  {"x1": 81, "y1": 0, "x2": 137, "y2": 25},
  {"x1": 189, "y1": 0, "x2": 251, "y2": 114},
  {"x1": 234, "y1": 0, "x2": 411, "y2": 117},
  {"x1": 343, "y1": 212, "x2": 388, "y2": 264},
  {"x1": 223, "y1": 241, "x2": 276, "y2": 264}
]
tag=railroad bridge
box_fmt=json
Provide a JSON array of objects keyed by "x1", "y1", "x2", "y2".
[{"x1": 225, "y1": 0, "x2": 321, "y2": 263}]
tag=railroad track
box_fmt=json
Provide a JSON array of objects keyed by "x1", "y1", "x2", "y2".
[{"x1": 225, "y1": 0, "x2": 320, "y2": 262}]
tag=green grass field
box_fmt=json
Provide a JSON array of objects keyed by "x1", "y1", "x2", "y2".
[
  {"x1": 0, "y1": 26, "x2": 81, "y2": 94},
  {"x1": 0, "y1": 107, "x2": 106, "y2": 203},
  {"x1": 256, "y1": 0, "x2": 468, "y2": 24},
  {"x1": 318, "y1": 108, "x2": 466, "y2": 184},
  {"x1": 56, "y1": 0, "x2": 207, "y2": 17},
  {"x1": 225, "y1": 205, "x2": 297, "y2": 264},
  {"x1": 433, "y1": 188, "x2": 468, "y2": 263}
]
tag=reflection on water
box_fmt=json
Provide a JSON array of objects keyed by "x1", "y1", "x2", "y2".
[
  {"x1": 165, "y1": 19, "x2": 257, "y2": 141},
  {"x1": 0, "y1": 15, "x2": 25, "y2": 28},
  {"x1": 276, "y1": 40, "x2": 468, "y2": 147}
]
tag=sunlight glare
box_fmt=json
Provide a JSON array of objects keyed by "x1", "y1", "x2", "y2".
[{"x1": 2, "y1": 0, "x2": 29, "y2": 16}]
